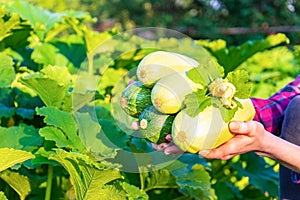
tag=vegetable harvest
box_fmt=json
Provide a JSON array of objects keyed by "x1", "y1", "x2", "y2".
[{"x1": 120, "y1": 51, "x2": 255, "y2": 153}]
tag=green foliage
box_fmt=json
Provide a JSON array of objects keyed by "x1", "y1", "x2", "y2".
[
  {"x1": 0, "y1": 148, "x2": 34, "y2": 172},
  {"x1": 0, "y1": 1, "x2": 298, "y2": 200}
]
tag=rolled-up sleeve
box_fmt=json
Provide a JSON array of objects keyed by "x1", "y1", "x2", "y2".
[{"x1": 251, "y1": 75, "x2": 300, "y2": 135}]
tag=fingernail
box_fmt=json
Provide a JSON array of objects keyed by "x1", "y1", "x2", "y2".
[
  {"x1": 229, "y1": 121, "x2": 240, "y2": 130},
  {"x1": 199, "y1": 149, "x2": 210, "y2": 156}
]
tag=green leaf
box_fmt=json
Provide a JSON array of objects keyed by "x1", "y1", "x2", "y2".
[
  {"x1": 0, "y1": 171, "x2": 31, "y2": 200},
  {"x1": 171, "y1": 164, "x2": 216, "y2": 200},
  {"x1": 39, "y1": 126, "x2": 70, "y2": 148},
  {"x1": 0, "y1": 53, "x2": 15, "y2": 88},
  {"x1": 119, "y1": 182, "x2": 148, "y2": 200},
  {"x1": 183, "y1": 89, "x2": 211, "y2": 117},
  {"x1": 36, "y1": 106, "x2": 86, "y2": 152},
  {"x1": 234, "y1": 153, "x2": 279, "y2": 197},
  {"x1": 83, "y1": 30, "x2": 114, "y2": 53},
  {"x1": 74, "y1": 112, "x2": 118, "y2": 159},
  {"x1": 0, "y1": 103, "x2": 15, "y2": 118},
  {"x1": 211, "y1": 97, "x2": 239, "y2": 123},
  {"x1": 49, "y1": 149, "x2": 122, "y2": 200},
  {"x1": 0, "y1": 148, "x2": 34, "y2": 172},
  {"x1": 19, "y1": 74, "x2": 66, "y2": 108},
  {"x1": 0, "y1": 7, "x2": 21, "y2": 42},
  {"x1": 198, "y1": 33, "x2": 290, "y2": 74},
  {"x1": 0, "y1": 191, "x2": 8, "y2": 200},
  {"x1": 2, "y1": 0, "x2": 88, "y2": 40},
  {"x1": 0, "y1": 125, "x2": 43, "y2": 151},
  {"x1": 187, "y1": 62, "x2": 223, "y2": 86},
  {"x1": 140, "y1": 168, "x2": 178, "y2": 192},
  {"x1": 98, "y1": 119, "x2": 129, "y2": 149},
  {"x1": 226, "y1": 70, "x2": 252, "y2": 99},
  {"x1": 31, "y1": 36, "x2": 86, "y2": 71}
]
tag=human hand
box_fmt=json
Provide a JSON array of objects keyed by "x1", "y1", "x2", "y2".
[
  {"x1": 199, "y1": 120, "x2": 267, "y2": 160},
  {"x1": 151, "y1": 134, "x2": 184, "y2": 157},
  {"x1": 131, "y1": 121, "x2": 184, "y2": 156}
]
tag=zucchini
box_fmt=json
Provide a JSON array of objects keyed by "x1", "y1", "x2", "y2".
[
  {"x1": 139, "y1": 105, "x2": 175, "y2": 143},
  {"x1": 120, "y1": 81, "x2": 152, "y2": 118},
  {"x1": 172, "y1": 98, "x2": 256, "y2": 153},
  {"x1": 151, "y1": 71, "x2": 203, "y2": 114},
  {"x1": 137, "y1": 51, "x2": 198, "y2": 87}
]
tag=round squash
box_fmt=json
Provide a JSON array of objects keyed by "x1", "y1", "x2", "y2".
[{"x1": 172, "y1": 98, "x2": 256, "y2": 153}]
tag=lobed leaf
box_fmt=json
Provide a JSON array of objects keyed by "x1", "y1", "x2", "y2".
[
  {"x1": 49, "y1": 149, "x2": 122, "y2": 200},
  {"x1": 0, "y1": 124, "x2": 43, "y2": 151},
  {"x1": 171, "y1": 164, "x2": 216, "y2": 199},
  {"x1": 0, "y1": 148, "x2": 34, "y2": 172},
  {"x1": 198, "y1": 33, "x2": 290, "y2": 74},
  {"x1": 183, "y1": 89, "x2": 211, "y2": 117},
  {"x1": 36, "y1": 106, "x2": 86, "y2": 152},
  {"x1": 0, "y1": 171, "x2": 31, "y2": 200},
  {"x1": 226, "y1": 70, "x2": 252, "y2": 99}
]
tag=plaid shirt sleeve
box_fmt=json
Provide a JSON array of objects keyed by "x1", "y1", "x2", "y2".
[
  {"x1": 250, "y1": 75, "x2": 300, "y2": 184},
  {"x1": 251, "y1": 75, "x2": 300, "y2": 136}
]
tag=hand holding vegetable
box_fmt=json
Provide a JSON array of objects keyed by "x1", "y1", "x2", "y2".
[
  {"x1": 120, "y1": 51, "x2": 254, "y2": 154},
  {"x1": 202, "y1": 120, "x2": 300, "y2": 174}
]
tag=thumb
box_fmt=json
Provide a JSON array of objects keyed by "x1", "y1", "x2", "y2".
[{"x1": 228, "y1": 121, "x2": 253, "y2": 134}]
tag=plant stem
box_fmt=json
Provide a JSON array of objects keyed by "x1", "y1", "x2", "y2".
[{"x1": 45, "y1": 165, "x2": 54, "y2": 200}]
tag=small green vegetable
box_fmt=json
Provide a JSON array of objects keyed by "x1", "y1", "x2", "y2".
[
  {"x1": 138, "y1": 105, "x2": 175, "y2": 143},
  {"x1": 120, "y1": 81, "x2": 152, "y2": 118}
]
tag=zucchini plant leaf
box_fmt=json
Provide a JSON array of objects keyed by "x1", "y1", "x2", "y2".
[
  {"x1": 0, "y1": 125, "x2": 42, "y2": 152},
  {"x1": 74, "y1": 113, "x2": 119, "y2": 159},
  {"x1": 234, "y1": 153, "x2": 279, "y2": 197},
  {"x1": 0, "y1": 7, "x2": 21, "y2": 42},
  {"x1": 31, "y1": 35, "x2": 86, "y2": 71},
  {"x1": 119, "y1": 182, "x2": 148, "y2": 200},
  {"x1": 0, "y1": 53, "x2": 15, "y2": 88},
  {"x1": 171, "y1": 164, "x2": 216, "y2": 200},
  {"x1": 139, "y1": 167, "x2": 178, "y2": 192},
  {"x1": 36, "y1": 106, "x2": 86, "y2": 152},
  {"x1": 0, "y1": 171, "x2": 31, "y2": 200},
  {"x1": 0, "y1": 148, "x2": 34, "y2": 172},
  {"x1": 49, "y1": 149, "x2": 123, "y2": 200},
  {"x1": 0, "y1": 191, "x2": 8, "y2": 200},
  {"x1": 198, "y1": 33, "x2": 290, "y2": 74},
  {"x1": 2, "y1": 0, "x2": 88, "y2": 40},
  {"x1": 187, "y1": 60, "x2": 223, "y2": 85},
  {"x1": 19, "y1": 66, "x2": 72, "y2": 110},
  {"x1": 226, "y1": 70, "x2": 252, "y2": 99},
  {"x1": 183, "y1": 89, "x2": 211, "y2": 117}
]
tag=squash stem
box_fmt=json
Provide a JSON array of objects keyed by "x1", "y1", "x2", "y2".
[{"x1": 45, "y1": 165, "x2": 53, "y2": 200}]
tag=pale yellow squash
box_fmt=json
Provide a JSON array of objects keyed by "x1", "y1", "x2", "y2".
[
  {"x1": 136, "y1": 51, "x2": 198, "y2": 87},
  {"x1": 151, "y1": 71, "x2": 203, "y2": 114},
  {"x1": 172, "y1": 98, "x2": 256, "y2": 153}
]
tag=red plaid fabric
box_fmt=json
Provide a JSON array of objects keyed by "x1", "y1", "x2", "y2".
[
  {"x1": 251, "y1": 75, "x2": 300, "y2": 135},
  {"x1": 250, "y1": 75, "x2": 300, "y2": 184}
]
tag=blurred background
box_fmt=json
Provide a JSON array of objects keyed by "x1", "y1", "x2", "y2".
[{"x1": 26, "y1": 0, "x2": 300, "y2": 45}]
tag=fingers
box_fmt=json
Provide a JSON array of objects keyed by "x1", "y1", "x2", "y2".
[
  {"x1": 165, "y1": 134, "x2": 173, "y2": 142},
  {"x1": 151, "y1": 142, "x2": 169, "y2": 151},
  {"x1": 164, "y1": 144, "x2": 184, "y2": 156},
  {"x1": 228, "y1": 120, "x2": 258, "y2": 135},
  {"x1": 131, "y1": 121, "x2": 139, "y2": 130}
]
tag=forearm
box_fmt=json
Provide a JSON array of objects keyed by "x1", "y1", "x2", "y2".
[{"x1": 257, "y1": 131, "x2": 300, "y2": 174}]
